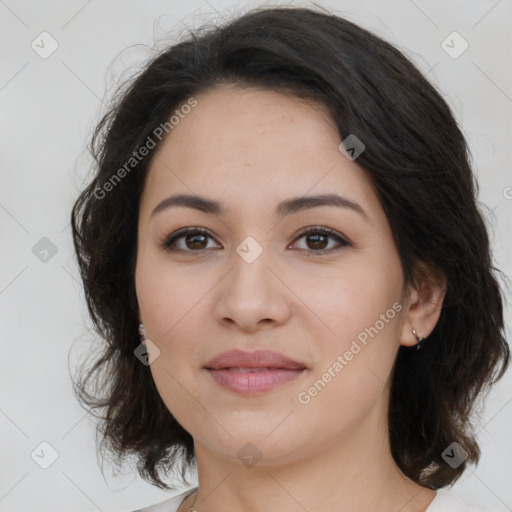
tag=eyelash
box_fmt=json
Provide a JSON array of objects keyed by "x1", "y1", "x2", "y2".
[{"x1": 160, "y1": 225, "x2": 350, "y2": 256}]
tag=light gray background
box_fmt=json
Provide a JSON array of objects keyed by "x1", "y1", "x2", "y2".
[{"x1": 1, "y1": 0, "x2": 511, "y2": 511}]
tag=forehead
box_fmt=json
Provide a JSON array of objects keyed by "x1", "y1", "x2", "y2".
[
  {"x1": 153, "y1": 86, "x2": 338, "y2": 165},
  {"x1": 140, "y1": 86, "x2": 379, "y2": 222}
]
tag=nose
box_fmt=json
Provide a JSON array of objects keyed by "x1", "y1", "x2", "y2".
[{"x1": 214, "y1": 246, "x2": 292, "y2": 332}]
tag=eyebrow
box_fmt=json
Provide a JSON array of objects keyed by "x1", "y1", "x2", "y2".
[{"x1": 150, "y1": 193, "x2": 370, "y2": 222}]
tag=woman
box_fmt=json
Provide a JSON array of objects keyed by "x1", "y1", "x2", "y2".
[{"x1": 70, "y1": 6, "x2": 510, "y2": 512}]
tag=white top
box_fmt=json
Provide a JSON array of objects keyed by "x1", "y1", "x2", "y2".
[{"x1": 132, "y1": 487, "x2": 498, "y2": 512}]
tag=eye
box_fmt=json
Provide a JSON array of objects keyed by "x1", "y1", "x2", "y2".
[
  {"x1": 160, "y1": 225, "x2": 350, "y2": 255},
  {"x1": 161, "y1": 227, "x2": 220, "y2": 253},
  {"x1": 289, "y1": 226, "x2": 350, "y2": 255}
]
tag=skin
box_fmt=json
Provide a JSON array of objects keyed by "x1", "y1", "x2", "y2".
[{"x1": 135, "y1": 86, "x2": 446, "y2": 512}]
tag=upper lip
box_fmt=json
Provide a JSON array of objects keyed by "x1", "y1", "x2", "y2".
[{"x1": 204, "y1": 349, "x2": 307, "y2": 370}]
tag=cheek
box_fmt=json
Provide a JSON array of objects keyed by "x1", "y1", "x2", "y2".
[
  {"x1": 135, "y1": 254, "x2": 210, "y2": 415},
  {"x1": 297, "y1": 250, "x2": 403, "y2": 395},
  {"x1": 293, "y1": 253, "x2": 402, "y2": 345},
  {"x1": 135, "y1": 251, "x2": 204, "y2": 341},
  {"x1": 294, "y1": 277, "x2": 402, "y2": 439},
  {"x1": 135, "y1": 264, "x2": 197, "y2": 427}
]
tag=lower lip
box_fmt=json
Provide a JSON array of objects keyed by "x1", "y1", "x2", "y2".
[{"x1": 205, "y1": 368, "x2": 306, "y2": 395}]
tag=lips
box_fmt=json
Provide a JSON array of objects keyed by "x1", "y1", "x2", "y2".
[
  {"x1": 204, "y1": 349, "x2": 307, "y2": 371},
  {"x1": 204, "y1": 349, "x2": 307, "y2": 395}
]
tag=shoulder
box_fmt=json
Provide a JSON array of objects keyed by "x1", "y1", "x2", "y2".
[
  {"x1": 130, "y1": 487, "x2": 198, "y2": 512},
  {"x1": 427, "y1": 489, "x2": 499, "y2": 512}
]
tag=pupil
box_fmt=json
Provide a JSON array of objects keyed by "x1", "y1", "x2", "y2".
[
  {"x1": 187, "y1": 234, "x2": 206, "y2": 249},
  {"x1": 308, "y1": 234, "x2": 327, "y2": 250}
]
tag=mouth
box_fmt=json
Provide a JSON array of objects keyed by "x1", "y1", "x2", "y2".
[
  {"x1": 203, "y1": 349, "x2": 308, "y2": 395},
  {"x1": 204, "y1": 366, "x2": 307, "y2": 395}
]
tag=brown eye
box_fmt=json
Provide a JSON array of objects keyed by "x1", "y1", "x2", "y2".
[
  {"x1": 161, "y1": 227, "x2": 219, "y2": 252},
  {"x1": 183, "y1": 233, "x2": 208, "y2": 250},
  {"x1": 291, "y1": 226, "x2": 350, "y2": 255},
  {"x1": 305, "y1": 233, "x2": 328, "y2": 250}
]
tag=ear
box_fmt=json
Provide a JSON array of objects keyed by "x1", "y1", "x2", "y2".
[{"x1": 399, "y1": 263, "x2": 447, "y2": 348}]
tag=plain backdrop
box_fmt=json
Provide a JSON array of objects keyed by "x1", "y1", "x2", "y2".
[{"x1": 1, "y1": 0, "x2": 511, "y2": 511}]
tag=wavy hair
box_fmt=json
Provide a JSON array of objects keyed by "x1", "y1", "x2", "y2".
[{"x1": 70, "y1": 6, "x2": 510, "y2": 490}]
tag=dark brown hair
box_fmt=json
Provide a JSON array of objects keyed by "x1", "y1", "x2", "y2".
[{"x1": 70, "y1": 6, "x2": 510, "y2": 490}]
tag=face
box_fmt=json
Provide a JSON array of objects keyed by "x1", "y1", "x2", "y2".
[{"x1": 135, "y1": 86, "x2": 409, "y2": 466}]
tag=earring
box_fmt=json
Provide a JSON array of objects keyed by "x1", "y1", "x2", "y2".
[
  {"x1": 412, "y1": 328, "x2": 425, "y2": 351},
  {"x1": 138, "y1": 323, "x2": 146, "y2": 343}
]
